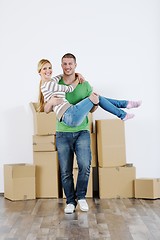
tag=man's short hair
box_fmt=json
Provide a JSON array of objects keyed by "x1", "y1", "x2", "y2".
[{"x1": 61, "y1": 53, "x2": 76, "y2": 63}]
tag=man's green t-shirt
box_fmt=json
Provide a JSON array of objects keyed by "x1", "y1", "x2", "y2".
[{"x1": 56, "y1": 78, "x2": 93, "y2": 132}]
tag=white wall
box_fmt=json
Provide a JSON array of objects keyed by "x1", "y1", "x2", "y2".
[{"x1": 0, "y1": 0, "x2": 159, "y2": 192}]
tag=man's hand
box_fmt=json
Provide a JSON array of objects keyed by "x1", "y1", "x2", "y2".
[
  {"x1": 44, "y1": 96, "x2": 63, "y2": 113},
  {"x1": 90, "y1": 105, "x2": 98, "y2": 113}
]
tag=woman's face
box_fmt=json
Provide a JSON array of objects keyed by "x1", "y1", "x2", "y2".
[{"x1": 40, "y1": 62, "x2": 52, "y2": 81}]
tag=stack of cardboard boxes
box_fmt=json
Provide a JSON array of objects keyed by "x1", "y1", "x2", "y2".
[
  {"x1": 30, "y1": 102, "x2": 59, "y2": 198},
  {"x1": 96, "y1": 119, "x2": 136, "y2": 199}
]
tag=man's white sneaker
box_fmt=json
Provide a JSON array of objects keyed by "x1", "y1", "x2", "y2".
[
  {"x1": 78, "y1": 199, "x2": 89, "y2": 212},
  {"x1": 64, "y1": 204, "x2": 75, "y2": 214}
]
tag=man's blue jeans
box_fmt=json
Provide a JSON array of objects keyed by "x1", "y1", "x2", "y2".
[
  {"x1": 62, "y1": 96, "x2": 128, "y2": 127},
  {"x1": 56, "y1": 130, "x2": 91, "y2": 206}
]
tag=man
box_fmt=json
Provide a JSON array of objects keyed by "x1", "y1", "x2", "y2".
[{"x1": 44, "y1": 53, "x2": 98, "y2": 214}]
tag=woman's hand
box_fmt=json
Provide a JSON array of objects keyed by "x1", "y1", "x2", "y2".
[{"x1": 76, "y1": 73, "x2": 85, "y2": 83}]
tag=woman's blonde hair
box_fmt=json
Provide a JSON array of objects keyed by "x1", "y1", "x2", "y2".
[{"x1": 37, "y1": 59, "x2": 52, "y2": 112}]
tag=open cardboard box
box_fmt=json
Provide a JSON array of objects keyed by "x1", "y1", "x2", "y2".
[{"x1": 30, "y1": 102, "x2": 56, "y2": 135}]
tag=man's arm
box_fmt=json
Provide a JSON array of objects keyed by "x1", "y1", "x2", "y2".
[
  {"x1": 44, "y1": 96, "x2": 63, "y2": 113},
  {"x1": 88, "y1": 92, "x2": 99, "y2": 113}
]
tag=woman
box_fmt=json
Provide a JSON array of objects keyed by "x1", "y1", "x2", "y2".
[{"x1": 37, "y1": 59, "x2": 141, "y2": 127}]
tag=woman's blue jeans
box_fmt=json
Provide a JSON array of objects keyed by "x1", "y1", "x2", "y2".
[
  {"x1": 56, "y1": 130, "x2": 91, "y2": 206},
  {"x1": 62, "y1": 96, "x2": 128, "y2": 127},
  {"x1": 99, "y1": 96, "x2": 128, "y2": 120},
  {"x1": 62, "y1": 98, "x2": 94, "y2": 127}
]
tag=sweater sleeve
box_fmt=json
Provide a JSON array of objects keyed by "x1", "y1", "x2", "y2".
[
  {"x1": 41, "y1": 79, "x2": 75, "y2": 101},
  {"x1": 51, "y1": 74, "x2": 63, "y2": 83},
  {"x1": 50, "y1": 76, "x2": 78, "y2": 93}
]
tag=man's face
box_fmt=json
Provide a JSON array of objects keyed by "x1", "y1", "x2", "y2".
[{"x1": 61, "y1": 58, "x2": 77, "y2": 76}]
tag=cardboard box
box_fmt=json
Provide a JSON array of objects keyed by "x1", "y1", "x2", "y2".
[
  {"x1": 134, "y1": 178, "x2": 160, "y2": 199},
  {"x1": 4, "y1": 164, "x2": 36, "y2": 201},
  {"x1": 63, "y1": 167, "x2": 93, "y2": 198},
  {"x1": 33, "y1": 151, "x2": 59, "y2": 198},
  {"x1": 73, "y1": 133, "x2": 97, "y2": 168},
  {"x1": 96, "y1": 119, "x2": 126, "y2": 167},
  {"x1": 30, "y1": 102, "x2": 56, "y2": 135},
  {"x1": 99, "y1": 165, "x2": 136, "y2": 198},
  {"x1": 33, "y1": 135, "x2": 56, "y2": 152}
]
